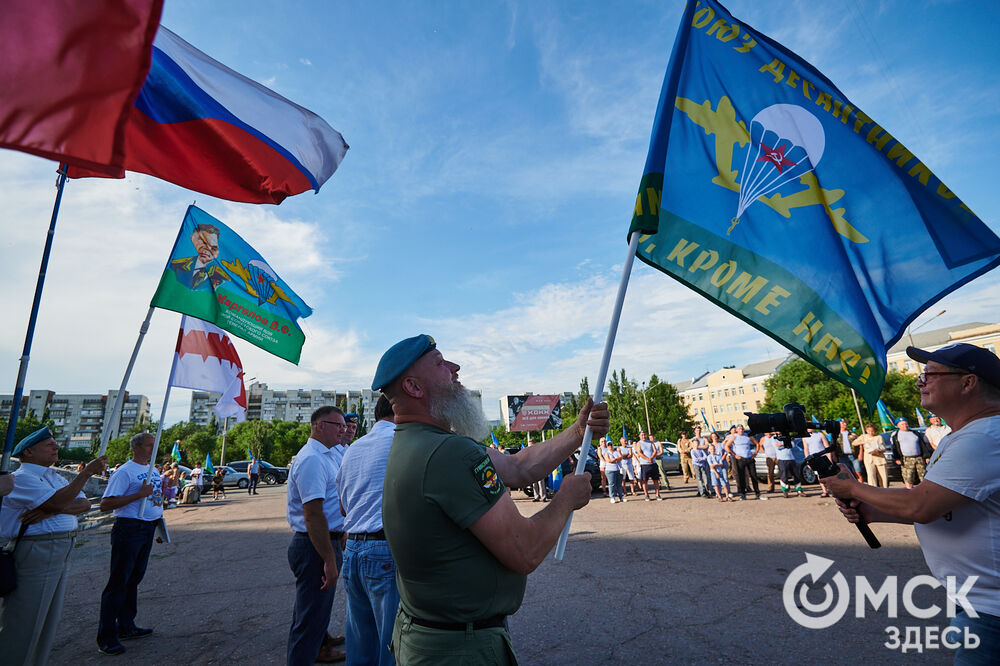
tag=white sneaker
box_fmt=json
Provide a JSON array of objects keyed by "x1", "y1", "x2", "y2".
[
  {"x1": 621, "y1": 497, "x2": 628, "y2": 503},
  {"x1": 610, "y1": 498, "x2": 617, "y2": 504}
]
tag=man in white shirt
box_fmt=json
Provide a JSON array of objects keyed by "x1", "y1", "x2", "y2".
[
  {"x1": 0, "y1": 427, "x2": 105, "y2": 666},
  {"x1": 824, "y1": 343, "x2": 1000, "y2": 662},
  {"x1": 97, "y1": 433, "x2": 163, "y2": 655},
  {"x1": 758, "y1": 432, "x2": 779, "y2": 493},
  {"x1": 189, "y1": 461, "x2": 203, "y2": 490},
  {"x1": 286, "y1": 406, "x2": 348, "y2": 665},
  {"x1": 923, "y1": 414, "x2": 952, "y2": 450},
  {"x1": 803, "y1": 428, "x2": 832, "y2": 497},
  {"x1": 336, "y1": 395, "x2": 398, "y2": 665}
]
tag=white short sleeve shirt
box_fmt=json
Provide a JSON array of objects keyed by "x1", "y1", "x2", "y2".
[
  {"x1": 915, "y1": 415, "x2": 1000, "y2": 616},
  {"x1": 0, "y1": 463, "x2": 84, "y2": 537},
  {"x1": 103, "y1": 460, "x2": 163, "y2": 521},
  {"x1": 286, "y1": 438, "x2": 345, "y2": 533}
]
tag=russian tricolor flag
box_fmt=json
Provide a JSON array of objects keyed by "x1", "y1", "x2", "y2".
[{"x1": 69, "y1": 26, "x2": 348, "y2": 204}]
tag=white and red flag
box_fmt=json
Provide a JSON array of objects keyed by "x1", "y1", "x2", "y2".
[{"x1": 169, "y1": 315, "x2": 246, "y2": 421}]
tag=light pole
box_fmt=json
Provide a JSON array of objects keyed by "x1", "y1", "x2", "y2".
[{"x1": 641, "y1": 382, "x2": 651, "y2": 434}]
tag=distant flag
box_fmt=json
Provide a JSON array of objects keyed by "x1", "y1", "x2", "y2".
[
  {"x1": 152, "y1": 206, "x2": 312, "y2": 363},
  {"x1": 171, "y1": 441, "x2": 182, "y2": 462},
  {"x1": 168, "y1": 316, "x2": 247, "y2": 422},
  {"x1": 490, "y1": 431, "x2": 501, "y2": 448},
  {"x1": 0, "y1": 0, "x2": 163, "y2": 172},
  {"x1": 914, "y1": 407, "x2": 926, "y2": 428},
  {"x1": 205, "y1": 453, "x2": 215, "y2": 474},
  {"x1": 65, "y1": 26, "x2": 348, "y2": 204},
  {"x1": 876, "y1": 400, "x2": 896, "y2": 431},
  {"x1": 621, "y1": 424, "x2": 628, "y2": 440},
  {"x1": 700, "y1": 410, "x2": 713, "y2": 432},
  {"x1": 628, "y1": 0, "x2": 1000, "y2": 413},
  {"x1": 247, "y1": 448, "x2": 256, "y2": 461}
]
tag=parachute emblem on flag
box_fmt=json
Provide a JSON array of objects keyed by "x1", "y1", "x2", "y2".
[
  {"x1": 729, "y1": 104, "x2": 826, "y2": 235},
  {"x1": 246, "y1": 259, "x2": 277, "y2": 306}
]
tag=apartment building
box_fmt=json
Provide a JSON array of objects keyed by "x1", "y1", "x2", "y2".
[{"x1": 1, "y1": 389, "x2": 150, "y2": 449}]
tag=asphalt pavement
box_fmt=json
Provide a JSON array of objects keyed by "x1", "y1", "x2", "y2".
[{"x1": 47, "y1": 477, "x2": 950, "y2": 665}]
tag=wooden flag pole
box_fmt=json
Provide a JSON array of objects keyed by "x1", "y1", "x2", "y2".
[
  {"x1": 98, "y1": 306, "x2": 155, "y2": 457},
  {"x1": 554, "y1": 231, "x2": 640, "y2": 560},
  {"x1": 2, "y1": 167, "x2": 67, "y2": 472}
]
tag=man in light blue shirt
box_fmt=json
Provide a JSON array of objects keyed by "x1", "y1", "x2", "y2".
[
  {"x1": 336, "y1": 396, "x2": 399, "y2": 665},
  {"x1": 286, "y1": 406, "x2": 348, "y2": 665}
]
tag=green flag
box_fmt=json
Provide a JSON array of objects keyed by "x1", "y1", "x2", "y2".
[
  {"x1": 151, "y1": 205, "x2": 313, "y2": 363},
  {"x1": 205, "y1": 452, "x2": 215, "y2": 474}
]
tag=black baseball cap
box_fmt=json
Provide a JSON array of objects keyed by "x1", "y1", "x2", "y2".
[{"x1": 906, "y1": 343, "x2": 1000, "y2": 388}]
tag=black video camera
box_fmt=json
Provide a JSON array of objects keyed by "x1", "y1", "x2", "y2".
[
  {"x1": 745, "y1": 402, "x2": 839, "y2": 441},
  {"x1": 746, "y1": 403, "x2": 880, "y2": 550}
]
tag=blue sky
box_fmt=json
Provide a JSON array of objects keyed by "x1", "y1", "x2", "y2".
[{"x1": 2, "y1": 0, "x2": 999, "y2": 427}]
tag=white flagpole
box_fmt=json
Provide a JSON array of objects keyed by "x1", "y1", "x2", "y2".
[
  {"x1": 137, "y1": 336, "x2": 180, "y2": 519},
  {"x1": 98, "y1": 307, "x2": 155, "y2": 456},
  {"x1": 850, "y1": 388, "x2": 865, "y2": 429},
  {"x1": 554, "y1": 230, "x2": 641, "y2": 560}
]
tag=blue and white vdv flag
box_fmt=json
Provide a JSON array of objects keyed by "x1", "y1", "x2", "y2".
[{"x1": 629, "y1": 0, "x2": 1000, "y2": 411}]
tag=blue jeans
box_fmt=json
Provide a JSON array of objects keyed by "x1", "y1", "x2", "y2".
[
  {"x1": 287, "y1": 532, "x2": 344, "y2": 666},
  {"x1": 840, "y1": 453, "x2": 862, "y2": 475},
  {"x1": 97, "y1": 518, "x2": 157, "y2": 647},
  {"x1": 343, "y1": 538, "x2": 400, "y2": 666},
  {"x1": 606, "y1": 470, "x2": 623, "y2": 500},
  {"x1": 951, "y1": 609, "x2": 1000, "y2": 665},
  {"x1": 693, "y1": 465, "x2": 710, "y2": 496}
]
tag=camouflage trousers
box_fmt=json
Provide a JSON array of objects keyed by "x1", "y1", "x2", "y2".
[{"x1": 901, "y1": 455, "x2": 926, "y2": 485}]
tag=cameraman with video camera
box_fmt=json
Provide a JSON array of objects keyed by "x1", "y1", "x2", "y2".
[{"x1": 821, "y1": 344, "x2": 1000, "y2": 662}]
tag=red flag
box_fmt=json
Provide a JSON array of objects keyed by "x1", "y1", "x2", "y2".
[
  {"x1": 0, "y1": 0, "x2": 163, "y2": 172},
  {"x1": 169, "y1": 316, "x2": 247, "y2": 422}
]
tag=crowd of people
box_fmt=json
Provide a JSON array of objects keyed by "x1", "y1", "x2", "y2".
[{"x1": 1, "y1": 338, "x2": 998, "y2": 664}]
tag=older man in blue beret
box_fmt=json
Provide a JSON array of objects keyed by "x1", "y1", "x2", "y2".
[
  {"x1": 0, "y1": 427, "x2": 106, "y2": 666},
  {"x1": 376, "y1": 335, "x2": 609, "y2": 664}
]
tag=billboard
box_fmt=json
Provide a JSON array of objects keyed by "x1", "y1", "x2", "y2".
[{"x1": 503, "y1": 394, "x2": 562, "y2": 432}]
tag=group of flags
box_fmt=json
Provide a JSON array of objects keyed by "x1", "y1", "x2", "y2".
[
  {"x1": 2, "y1": 2, "x2": 343, "y2": 363},
  {"x1": 1, "y1": 1, "x2": 347, "y2": 204},
  {"x1": 0, "y1": 2, "x2": 350, "y2": 461}
]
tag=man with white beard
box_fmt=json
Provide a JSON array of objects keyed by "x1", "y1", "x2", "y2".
[{"x1": 375, "y1": 335, "x2": 609, "y2": 665}]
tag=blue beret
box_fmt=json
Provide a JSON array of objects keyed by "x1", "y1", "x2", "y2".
[
  {"x1": 372, "y1": 334, "x2": 436, "y2": 391},
  {"x1": 344, "y1": 413, "x2": 360, "y2": 423},
  {"x1": 13, "y1": 426, "x2": 53, "y2": 456}
]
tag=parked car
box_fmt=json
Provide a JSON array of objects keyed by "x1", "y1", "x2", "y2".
[
  {"x1": 657, "y1": 441, "x2": 680, "y2": 475},
  {"x1": 226, "y1": 459, "x2": 288, "y2": 485},
  {"x1": 753, "y1": 438, "x2": 818, "y2": 485},
  {"x1": 177, "y1": 465, "x2": 250, "y2": 489}
]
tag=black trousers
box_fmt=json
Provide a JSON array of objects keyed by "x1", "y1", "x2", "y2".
[
  {"x1": 734, "y1": 457, "x2": 759, "y2": 496},
  {"x1": 248, "y1": 472, "x2": 260, "y2": 493},
  {"x1": 97, "y1": 518, "x2": 157, "y2": 646}
]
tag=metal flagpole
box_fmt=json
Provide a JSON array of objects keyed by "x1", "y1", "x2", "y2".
[
  {"x1": 554, "y1": 231, "x2": 641, "y2": 560},
  {"x1": 220, "y1": 417, "x2": 229, "y2": 465},
  {"x1": 98, "y1": 306, "x2": 156, "y2": 457},
  {"x1": 138, "y1": 350, "x2": 178, "y2": 519},
  {"x1": 2, "y1": 167, "x2": 68, "y2": 472}
]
